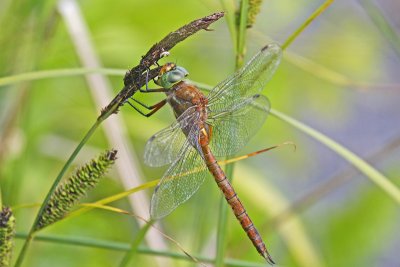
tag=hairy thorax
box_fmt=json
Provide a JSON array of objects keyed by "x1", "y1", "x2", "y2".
[{"x1": 166, "y1": 81, "x2": 211, "y2": 144}]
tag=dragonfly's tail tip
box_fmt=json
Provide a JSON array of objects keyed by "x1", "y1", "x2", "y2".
[{"x1": 262, "y1": 252, "x2": 275, "y2": 265}]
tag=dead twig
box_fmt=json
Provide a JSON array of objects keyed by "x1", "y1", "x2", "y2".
[{"x1": 102, "y1": 11, "x2": 224, "y2": 116}]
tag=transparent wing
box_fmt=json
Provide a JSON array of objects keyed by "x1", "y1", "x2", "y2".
[
  {"x1": 207, "y1": 43, "x2": 281, "y2": 113},
  {"x1": 144, "y1": 106, "x2": 198, "y2": 167},
  {"x1": 150, "y1": 140, "x2": 208, "y2": 219},
  {"x1": 208, "y1": 94, "x2": 270, "y2": 157}
]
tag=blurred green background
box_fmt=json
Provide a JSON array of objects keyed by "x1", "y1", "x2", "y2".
[{"x1": 0, "y1": 0, "x2": 399, "y2": 266}]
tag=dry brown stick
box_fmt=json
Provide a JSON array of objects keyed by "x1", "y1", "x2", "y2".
[{"x1": 102, "y1": 11, "x2": 224, "y2": 116}]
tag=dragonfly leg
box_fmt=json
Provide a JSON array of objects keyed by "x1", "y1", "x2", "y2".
[
  {"x1": 140, "y1": 68, "x2": 169, "y2": 93},
  {"x1": 127, "y1": 99, "x2": 167, "y2": 117},
  {"x1": 139, "y1": 87, "x2": 169, "y2": 93},
  {"x1": 145, "y1": 67, "x2": 150, "y2": 90},
  {"x1": 131, "y1": 98, "x2": 166, "y2": 110}
]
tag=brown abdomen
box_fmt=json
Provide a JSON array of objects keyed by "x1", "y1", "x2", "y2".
[{"x1": 200, "y1": 142, "x2": 274, "y2": 264}]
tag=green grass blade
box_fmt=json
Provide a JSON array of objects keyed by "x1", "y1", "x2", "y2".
[
  {"x1": 220, "y1": 0, "x2": 238, "y2": 53},
  {"x1": 0, "y1": 68, "x2": 125, "y2": 87},
  {"x1": 119, "y1": 221, "x2": 154, "y2": 267},
  {"x1": 14, "y1": 119, "x2": 102, "y2": 267},
  {"x1": 358, "y1": 0, "x2": 400, "y2": 59},
  {"x1": 235, "y1": 165, "x2": 325, "y2": 267},
  {"x1": 15, "y1": 233, "x2": 266, "y2": 267},
  {"x1": 60, "y1": 180, "x2": 159, "y2": 223},
  {"x1": 215, "y1": 164, "x2": 234, "y2": 267},
  {"x1": 215, "y1": 2, "x2": 250, "y2": 263},
  {"x1": 283, "y1": 51, "x2": 353, "y2": 87},
  {"x1": 236, "y1": 0, "x2": 249, "y2": 67},
  {"x1": 282, "y1": 0, "x2": 335, "y2": 50},
  {"x1": 270, "y1": 108, "x2": 400, "y2": 205}
]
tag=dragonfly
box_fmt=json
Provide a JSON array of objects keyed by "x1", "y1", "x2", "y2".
[{"x1": 140, "y1": 43, "x2": 282, "y2": 264}]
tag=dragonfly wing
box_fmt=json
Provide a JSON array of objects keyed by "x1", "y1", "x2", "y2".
[
  {"x1": 144, "y1": 106, "x2": 198, "y2": 167},
  {"x1": 208, "y1": 94, "x2": 270, "y2": 157},
  {"x1": 207, "y1": 43, "x2": 281, "y2": 113},
  {"x1": 150, "y1": 140, "x2": 208, "y2": 219}
]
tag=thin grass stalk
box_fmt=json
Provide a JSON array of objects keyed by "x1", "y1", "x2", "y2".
[
  {"x1": 0, "y1": 68, "x2": 125, "y2": 87},
  {"x1": 8, "y1": 11, "x2": 223, "y2": 267},
  {"x1": 35, "y1": 150, "x2": 117, "y2": 231},
  {"x1": 236, "y1": 0, "x2": 249, "y2": 68},
  {"x1": 281, "y1": 0, "x2": 335, "y2": 50},
  {"x1": 14, "y1": 233, "x2": 266, "y2": 267},
  {"x1": 14, "y1": 116, "x2": 108, "y2": 267},
  {"x1": 216, "y1": 1, "x2": 249, "y2": 265},
  {"x1": 215, "y1": 164, "x2": 233, "y2": 267},
  {"x1": 358, "y1": 0, "x2": 400, "y2": 59},
  {"x1": 270, "y1": 135, "x2": 400, "y2": 227},
  {"x1": 196, "y1": 79, "x2": 400, "y2": 209},
  {"x1": 9, "y1": 2, "x2": 340, "y2": 264},
  {"x1": 119, "y1": 221, "x2": 154, "y2": 267},
  {"x1": 66, "y1": 180, "x2": 159, "y2": 222},
  {"x1": 219, "y1": 0, "x2": 238, "y2": 53},
  {"x1": 270, "y1": 108, "x2": 400, "y2": 205}
]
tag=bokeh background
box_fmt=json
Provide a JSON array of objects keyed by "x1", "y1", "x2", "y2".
[{"x1": 0, "y1": 0, "x2": 399, "y2": 266}]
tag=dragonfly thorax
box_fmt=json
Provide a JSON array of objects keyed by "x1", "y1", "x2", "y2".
[{"x1": 166, "y1": 81, "x2": 208, "y2": 117}]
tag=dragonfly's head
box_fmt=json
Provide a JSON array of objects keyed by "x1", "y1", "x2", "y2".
[{"x1": 155, "y1": 63, "x2": 189, "y2": 89}]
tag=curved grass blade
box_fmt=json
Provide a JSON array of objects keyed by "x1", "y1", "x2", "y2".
[
  {"x1": 270, "y1": 108, "x2": 400, "y2": 205},
  {"x1": 358, "y1": 0, "x2": 400, "y2": 59},
  {"x1": 236, "y1": 0, "x2": 249, "y2": 68},
  {"x1": 282, "y1": 0, "x2": 335, "y2": 50},
  {"x1": 119, "y1": 221, "x2": 154, "y2": 267},
  {"x1": 65, "y1": 179, "x2": 159, "y2": 221},
  {"x1": 14, "y1": 119, "x2": 103, "y2": 267},
  {"x1": 67, "y1": 144, "x2": 283, "y2": 218},
  {"x1": 234, "y1": 165, "x2": 326, "y2": 267},
  {"x1": 76, "y1": 204, "x2": 206, "y2": 267},
  {"x1": 0, "y1": 68, "x2": 125, "y2": 88},
  {"x1": 219, "y1": 0, "x2": 237, "y2": 51},
  {"x1": 15, "y1": 233, "x2": 266, "y2": 267}
]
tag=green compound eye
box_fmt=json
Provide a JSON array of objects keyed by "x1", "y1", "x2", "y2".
[
  {"x1": 165, "y1": 66, "x2": 189, "y2": 83},
  {"x1": 158, "y1": 66, "x2": 189, "y2": 88}
]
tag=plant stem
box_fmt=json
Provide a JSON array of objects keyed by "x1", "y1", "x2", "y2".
[
  {"x1": 270, "y1": 108, "x2": 400, "y2": 205},
  {"x1": 215, "y1": 164, "x2": 234, "y2": 267},
  {"x1": 216, "y1": 1, "x2": 248, "y2": 265},
  {"x1": 119, "y1": 221, "x2": 153, "y2": 267},
  {"x1": 219, "y1": 0, "x2": 238, "y2": 53},
  {"x1": 0, "y1": 68, "x2": 125, "y2": 87},
  {"x1": 282, "y1": 0, "x2": 335, "y2": 50},
  {"x1": 15, "y1": 232, "x2": 265, "y2": 267},
  {"x1": 358, "y1": 0, "x2": 400, "y2": 59},
  {"x1": 236, "y1": 0, "x2": 249, "y2": 68},
  {"x1": 14, "y1": 113, "x2": 110, "y2": 267}
]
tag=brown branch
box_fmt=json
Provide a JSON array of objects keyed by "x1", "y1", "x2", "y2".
[{"x1": 102, "y1": 11, "x2": 224, "y2": 117}]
